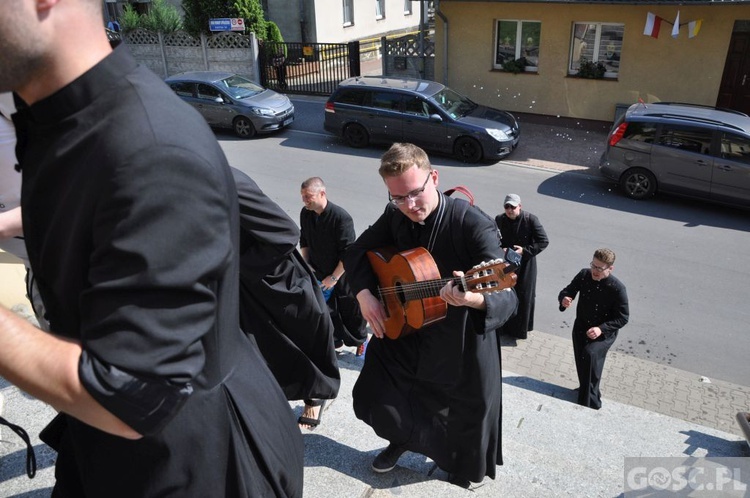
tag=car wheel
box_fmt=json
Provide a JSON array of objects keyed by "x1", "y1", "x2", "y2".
[
  {"x1": 620, "y1": 168, "x2": 657, "y2": 200},
  {"x1": 233, "y1": 117, "x2": 256, "y2": 138},
  {"x1": 343, "y1": 123, "x2": 369, "y2": 148},
  {"x1": 454, "y1": 137, "x2": 483, "y2": 163}
]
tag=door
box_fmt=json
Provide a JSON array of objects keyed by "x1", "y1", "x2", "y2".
[
  {"x1": 400, "y1": 96, "x2": 455, "y2": 155},
  {"x1": 650, "y1": 124, "x2": 714, "y2": 197},
  {"x1": 717, "y1": 32, "x2": 750, "y2": 115},
  {"x1": 363, "y1": 91, "x2": 404, "y2": 143},
  {"x1": 712, "y1": 131, "x2": 750, "y2": 207},
  {"x1": 195, "y1": 84, "x2": 231, "y2": 127}
]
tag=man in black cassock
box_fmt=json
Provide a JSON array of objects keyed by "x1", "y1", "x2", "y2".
[
  {"x1": 233, "y1": 168, "x2": 340, "y2": 429},
  {"x1": 495, "y1": 193, "x2": 549, "y2": 339},
  {"x1": 559, "y1": 248, "x2": 629, "y2": 410},
  {"x1": 0, "y1": 1, "x2": 303, "y2": 495},
  {"x1": 300, "y1": 177, "x2": 368, "y2": 353},
  {"x1": 344, "y1": 143, "x2": 518, "y2": 489}
]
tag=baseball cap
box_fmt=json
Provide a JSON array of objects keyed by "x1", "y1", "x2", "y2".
[{"x1": 504, "y1": 194, "x2": 521, "y2": 207}]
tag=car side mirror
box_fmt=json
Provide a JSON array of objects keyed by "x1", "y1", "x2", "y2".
[
  {"x1": 429, "y1": 114, "x2": 443, "y2": 123},
  {"x1": 213, "y1": 96, "x2": 224, "y2": 104}
]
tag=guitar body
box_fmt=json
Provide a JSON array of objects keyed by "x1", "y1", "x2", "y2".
[
  {"x1": 367, "y1": 246, "x2": 518, "y2": 340},
  {"x1": 367, "y1": 247, "x2": 447, "y2": 340}
]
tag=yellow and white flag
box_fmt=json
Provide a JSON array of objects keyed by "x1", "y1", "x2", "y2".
[{"x1": 689, "y1": 19, "x2": 702, "y2": 38}]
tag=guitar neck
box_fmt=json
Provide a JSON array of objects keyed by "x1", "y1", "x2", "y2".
[{"x1": 379, "y1": 276, "x2": 468, "y2": 303}]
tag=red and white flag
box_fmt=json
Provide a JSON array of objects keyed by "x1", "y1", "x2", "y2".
[{"x1": 643, "y1": 12, "x2": 663, "y2": 38}]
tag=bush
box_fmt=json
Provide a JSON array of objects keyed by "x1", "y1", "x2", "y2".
[
  {"x1": 140, "y1": 0, "x2": 183, "y2": 33},
  {"x1": 120, "y1": 0, "x2": 182, "y2": 33},
  {"x1": 576, "y1": 58, "x2": 607, "y2": 79},
  {"x1": 119, "y1": 4, "x2": 141, "y2": 33},
  {"x1": 265, "y1": 21, "x2": 284, "y2": 43}
]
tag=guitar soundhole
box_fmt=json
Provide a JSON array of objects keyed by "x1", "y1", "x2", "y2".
[{"x1": 395, "y1": 282, "x2": 406, "y2": 305}]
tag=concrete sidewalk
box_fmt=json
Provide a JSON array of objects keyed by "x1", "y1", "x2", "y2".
[{"x1": 1, "y1": 346, "x2": 748, "y2": 497}]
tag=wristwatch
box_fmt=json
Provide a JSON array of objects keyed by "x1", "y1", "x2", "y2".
[{"x1": 330, "y1": 275, "x2": 338, "y2": 282}]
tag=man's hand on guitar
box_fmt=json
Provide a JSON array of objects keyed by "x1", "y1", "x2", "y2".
[
  {"x1": 356, "y1": 289, "x2": 388, "y2": 339},
  {"x1": 440, "y1": 271, "x2": 487, "y2": 310}
]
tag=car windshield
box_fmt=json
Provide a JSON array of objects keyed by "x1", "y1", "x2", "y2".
[
  {"x1": 218, "y1": 75, "x2": 265, "y2": 99},
  {"x1": 431, "y1": 88, "x2": 477, "y2": 118}
]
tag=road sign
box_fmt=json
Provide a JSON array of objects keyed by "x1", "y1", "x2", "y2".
[{"x1": 209, "y1": 18, "x2": 245, "y2": 32}]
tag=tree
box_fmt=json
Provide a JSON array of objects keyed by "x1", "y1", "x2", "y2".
[
  {"x1": 233, "y1": 0, "x2": 266, "y2": 39},
  {"x1": 182, "y1": 0, "x2": 228, "y2": 37}
]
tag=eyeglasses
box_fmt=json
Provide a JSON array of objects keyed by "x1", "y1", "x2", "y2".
[
  {"x1": 504, "y1": 204, "x2": 517, "y2": 210},
  {"x1": 389, "y1": 171, "x2": 432, "y2": 205},
  {"x1": 590, "y1": 262, "x2": 610, "y2": 273}
]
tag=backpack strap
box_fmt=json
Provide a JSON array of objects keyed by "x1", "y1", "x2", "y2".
[{"x1": 443, "y1": 185, "x2": 474, "y2": 206}]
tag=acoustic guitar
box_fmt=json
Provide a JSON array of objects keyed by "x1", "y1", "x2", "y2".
[{"x1": 366, "y1": 246, "x2": 519, "y2": 340}]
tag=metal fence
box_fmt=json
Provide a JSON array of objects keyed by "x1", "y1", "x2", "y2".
[{"x1": 259, "y1": 41, "x2": 361, "y2": 96}]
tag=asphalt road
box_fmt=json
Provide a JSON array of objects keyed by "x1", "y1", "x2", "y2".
[{"x1": 215, "y1": 97, "x2": 750, "y2": 387}]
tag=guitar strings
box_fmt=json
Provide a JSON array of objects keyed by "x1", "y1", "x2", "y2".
[{"x1": 378, "y1": 275, "x2": 478, "y2": 296}]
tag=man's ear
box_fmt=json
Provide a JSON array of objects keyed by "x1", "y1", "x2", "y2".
[{"x1": 36, "y1": 0, "x2": 61, "y2": 11}]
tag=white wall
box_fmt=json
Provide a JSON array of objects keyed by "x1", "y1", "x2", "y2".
[{"x1": 313, "y1": 0, "x2": 421, "y2": 43}]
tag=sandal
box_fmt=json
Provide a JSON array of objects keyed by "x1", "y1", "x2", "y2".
[{"x1": 298, "y1": 399, "x2": 326, "y2": 430}]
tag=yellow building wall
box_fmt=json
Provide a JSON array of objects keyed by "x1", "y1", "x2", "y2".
[{"x1": 435, "y1": 3, "x2": 745, "y2": 122}]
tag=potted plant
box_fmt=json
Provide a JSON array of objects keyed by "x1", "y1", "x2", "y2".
[
  {"x1": 576, "y1": 58, "x2": 606, "y2": 79},
  {"x1": 502, "y1": 57, "x2": 528, "y2": 74}
]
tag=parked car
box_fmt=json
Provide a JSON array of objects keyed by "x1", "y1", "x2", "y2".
[
  {"x1": 165, "y1": 71, "x2": 294, "y2": 138},
  {"x1": 599, "y1": 102, "x2": 750, "y2": 208},
  {"x1": 324, "y1": 76, "x2": 520, "y2": 163}
]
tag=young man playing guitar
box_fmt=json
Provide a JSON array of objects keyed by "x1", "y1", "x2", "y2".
[{"x1": 344, "y1": 143, "x2": 518, "y2": 489}]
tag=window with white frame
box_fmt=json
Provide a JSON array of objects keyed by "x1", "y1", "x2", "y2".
[
  {"x1": 569, "y1": 22, "x2": 624, "y2": 78},
  {"x1": 376, "y1": 0, "x2": 385, "y2": 19},
  {"x1": 343, "y1": 0, "x2": 354, "y2": 26},
  {"x1": 494, "y1": 20, "x2": 541, "y2": 72},
  {"x1": 404, "y1": 0, "x2": 412, "y2": 15}
]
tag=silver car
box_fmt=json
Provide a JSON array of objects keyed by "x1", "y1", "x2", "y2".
[
  {"x1": 600, "y1": 102, "x2": 750, "y2": 208},
  {"x1": 165, "y1": 71, "x2": 294, "y2": 138}
]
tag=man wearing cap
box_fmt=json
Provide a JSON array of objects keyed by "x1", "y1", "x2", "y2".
[{"x1": 495, "y1": 194, "x2": 549, "y2": 340}]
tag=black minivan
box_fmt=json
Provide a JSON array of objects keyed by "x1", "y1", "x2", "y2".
[{"x1": 324, "y1": 76, "x2": 520, "y2": 163}]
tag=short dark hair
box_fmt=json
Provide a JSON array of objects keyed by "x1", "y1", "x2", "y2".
[{"x1": 301, "y1": 177, "x2": 325, "y2": 192}]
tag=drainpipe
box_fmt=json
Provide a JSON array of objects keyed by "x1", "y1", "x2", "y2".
[
  {"x1": 298, "y1": 0, "x2": 306, "y2": 43},
  {"x1": 434, "y1": 0, "x2": 448, "y2": 85}
]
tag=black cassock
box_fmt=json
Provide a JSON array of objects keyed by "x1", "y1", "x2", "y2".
[
  {"x1": 233, "y1": 168, "x2": 340, "y2": 401},
  {"x1": 495, "y1": 210, "x2": 549, "y2": 339},
  {"x1": 16, "y1": 47, "x2": 303, "y2": 497},
  {"x1": 558, "y1": 269, "x2": 629, "y2": 409},
  {"x1": 344, "y1": 195, "x2": 518, "y2": 484}
]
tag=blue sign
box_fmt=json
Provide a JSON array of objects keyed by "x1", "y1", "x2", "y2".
[{"x1": 209, "y1": 18, "x2": 245, "y2": 32}]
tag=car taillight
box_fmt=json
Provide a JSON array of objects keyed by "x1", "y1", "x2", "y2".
[
  {"x1": 325, "y1": 102, "x2": 335, "y2": 113},
  {"x1": 609, "y1": 122, "x2": 628, "y2": 147}
]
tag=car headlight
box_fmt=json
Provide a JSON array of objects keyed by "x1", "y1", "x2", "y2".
[
  {"x1": 251, "y1": 107, "x2": 275, "y2": 117},
  {"x1": 487, "y1": 128, "x2": 509, "y2": 141}
]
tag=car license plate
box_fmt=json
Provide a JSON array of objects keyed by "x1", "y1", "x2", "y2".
[{"x1": 283, "y1": 117, "x2": 294, "y2": 127}]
